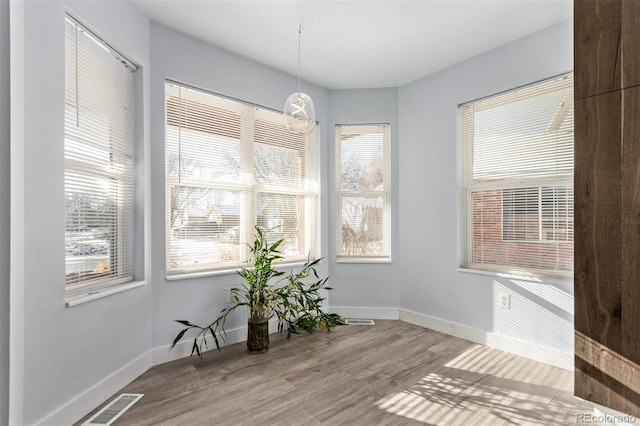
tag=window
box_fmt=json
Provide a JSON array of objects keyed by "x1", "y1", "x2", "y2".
[
  {"x1": 64, "y1": 16, "x2": 137, "y2": 296},
  {"x1": 460, "y1": 74, "x2": 574, "y2": 275},
  {"x1": 165, "y1": 82, "x2": 318, "y2": 276},
  {"x1": 335, "y1": 124, "x2": 391, "y2": 262}
]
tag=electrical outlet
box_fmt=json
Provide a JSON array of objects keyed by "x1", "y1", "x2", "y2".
[{"x1": 499, "y1": 293, "x2": 511, "y2": 309}]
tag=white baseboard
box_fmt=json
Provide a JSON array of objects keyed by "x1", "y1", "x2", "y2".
[
  {"x1": 399, "y1": 309, "x2": 573, "y2": 371},
  {"x1": 153, "y1": 319, "x2": 280, "y2": 365},
  {"x1": 329, "y1": 306, "x2": 399, "y2": 320},
  {"x1": 35, "y1": 351, "x2": 153, "y2": 426}
]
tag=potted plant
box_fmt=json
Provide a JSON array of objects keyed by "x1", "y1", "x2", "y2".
[{"x1": 171, "y1": 226, "x2": 343, "y2": 357}]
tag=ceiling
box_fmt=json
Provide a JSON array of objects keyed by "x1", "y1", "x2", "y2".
[{"x1": 133, "y1": 0, "x2": 573, "y2": 90}]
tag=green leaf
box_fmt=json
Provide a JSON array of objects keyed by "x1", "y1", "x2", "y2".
[
  {"x1": 170, "y1": 328, "x2": 189, "y2": 349},
  {"x1": 307, "y1": 258, "x2": 321, "y2": 268},
  {"x1": 270, "y1": 239, "x2": 283, "y2": 251},
  {"x1": 192, "y1": 340, "x2": 201, "y2": 358},
  {"x1": 208, "y1": 326, "x2": 222, "y2": 351},
  {"x1": 175, "y1": 320, "x2": 198, "y2": 327}
]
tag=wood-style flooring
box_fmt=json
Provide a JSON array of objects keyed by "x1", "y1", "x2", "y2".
[{"x1": 78, "y1": 320, "x2": 593, "y2": 425}]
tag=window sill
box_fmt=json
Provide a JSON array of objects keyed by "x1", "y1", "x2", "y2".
[
  {"x1": 65, "y1": 280, "x2": 147, "y2": 307},
  {"x1": 336, "y1": 257, "x2": 392, "y2": 264},
  {"x1": 166, "y1": 260, "x2": 315, "y2": 281},
  {"x1": 457, "y1": 267, "x2": 572, "y2": 285}
]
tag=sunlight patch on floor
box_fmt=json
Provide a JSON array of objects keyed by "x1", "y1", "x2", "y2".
[{"x1": 375, "y1": 344, "x2": 585, "y2": 425}]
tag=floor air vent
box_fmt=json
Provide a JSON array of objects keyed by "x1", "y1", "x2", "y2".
[
  {"x1": 83, "y1": 393, "x2": 143, "y2": 425},
  {"x1": 344, "y1": 318, "x2": 375, "y2": 325}
]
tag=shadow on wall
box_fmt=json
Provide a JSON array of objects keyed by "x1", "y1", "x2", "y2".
[{"x1": 490, "y1": 273, "x2": 574, "y2": 364}]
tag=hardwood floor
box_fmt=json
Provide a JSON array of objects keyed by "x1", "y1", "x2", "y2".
[{"x1": 78, "y1": 320, "x2": 593, "y2": 425}]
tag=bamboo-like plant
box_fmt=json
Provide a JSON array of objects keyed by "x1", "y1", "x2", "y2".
[{"x1": 171, "y1": 226, "x2": 343, "y2": 358}]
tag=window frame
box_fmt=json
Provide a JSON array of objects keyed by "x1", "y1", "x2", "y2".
[
  {"x1": 459, "y1": 73, "x2": 574, "y2": 277},
  {"x1": 164, "y1": 81, "x2": 319, "y2": 278},
  {"x1": 335, "y1": 123, "x2": 392, "y2": 263}
]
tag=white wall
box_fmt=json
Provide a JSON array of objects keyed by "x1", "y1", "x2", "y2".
[
  {"x1": 326, "y1": 88, "x2": 400, "y2": 311},
  {"x1": 9, "y1": 1, "x2": 152, "y2": 424},
  {"x1": 398, "y1": 20, "x2": 574, "y2": 353},
  {"x1": 0, "y1": 0, "x2": 10, "y2": 422},
  {"x1": 148, "y1": 23, "x2": 330, "y2": 350}
]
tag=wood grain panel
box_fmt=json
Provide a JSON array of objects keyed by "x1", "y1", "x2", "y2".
[
  {"x1": 575, "y1": 332, "x2": 640, "y2": 417},
  {"x1": 574, "y1": 91, "x2": 622, "y2": 351},
  {"x1": 574, "y1": 91, "x2": 626, "y2": 410},
  {"x1": 622, "y1": 0, "x2": 640, "y2": 90},
  {"x1": 622, "y1": 86, "x2": 640, "y2": 374},
  {"x1": 574, "y1": 0, "x2": 622, "y2": 99},
  {"x1": 574, "y1": 0, "x2": 640, "y2": 416}
]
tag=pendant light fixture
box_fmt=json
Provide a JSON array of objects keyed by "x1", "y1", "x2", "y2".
[{"x1": 284, "y1": 25, "x2": 316, "y2": 134}]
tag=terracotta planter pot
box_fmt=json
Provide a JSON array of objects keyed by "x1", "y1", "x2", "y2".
[{"x1": 247, "y1": 318, "x2": 269, "y2": 353}]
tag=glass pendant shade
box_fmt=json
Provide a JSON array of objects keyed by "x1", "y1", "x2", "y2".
[{"x1": 283, "y1": 92, "x2": 315, "y2": 134}]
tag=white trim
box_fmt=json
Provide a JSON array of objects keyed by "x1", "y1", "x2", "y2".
[
  {"x1": 329, "y1": 306, "x2": 399, "y2": 320},
  {"x1": 335, "y1": 257, "x2": 392, "y2": 264},
  {"x1": 166, "y1": 261, "x2": 309, "y2": 282},
  {"x1": 457, "y1": 267, "x2": 573, "y2": 285},
  {"x1": 399, "y1": 309, "x2": 573, "y2": 371},
  {"x1": 35, "y1": 352, "x2": 152, "y2": 426},
  {"x1": 9, "y1": 1, "x2": 26, "y2": 423},
  {"x1": 153, "y1": 318, "x2": 280, "y2": 365},
  {"x1": 65, "y1": 281, "x2": 146, "y2": 307}
]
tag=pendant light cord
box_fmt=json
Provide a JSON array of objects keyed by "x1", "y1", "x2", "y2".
[
  {"x1": 301, "y1": 0, "x2": 345, "y2": 32},
  {"x1": 295, "y1": 0, "x2": 343, "y2": 92}
]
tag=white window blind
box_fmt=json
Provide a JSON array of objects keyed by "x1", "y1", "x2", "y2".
[
  {"x1": 165, "y1": 82, "x2": 318, "y2": 276},
  {"x1": 64, "y1": 16, "x2": 136, "y2": 295},
  {"x1": 336, "y1": 124, "x2": 391, "y2": 261},
  {"x1": 460, "y1": 73, "x2": 574, "y2": 275}
]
